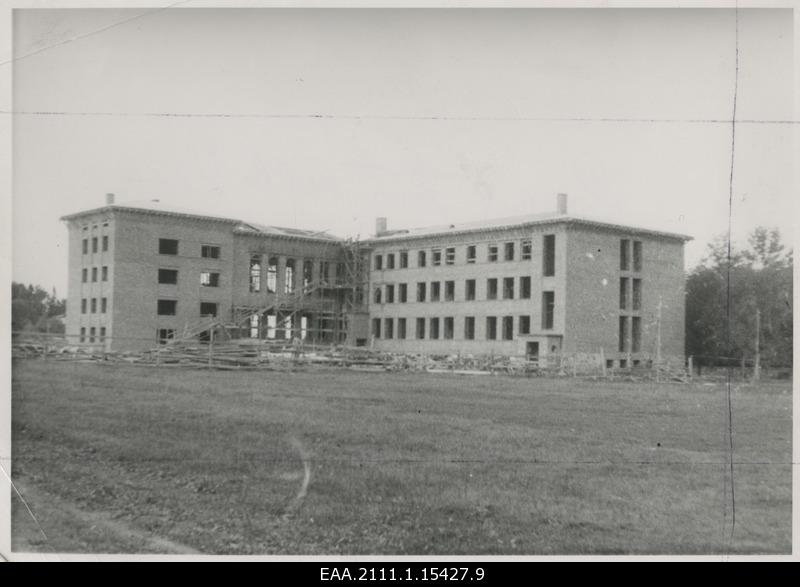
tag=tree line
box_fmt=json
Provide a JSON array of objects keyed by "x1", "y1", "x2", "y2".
[
  {"x1": 11, "y1": 283, "x2": 66, "y2": 334},
  {"x1": 686, "y1": 227, "x2": 792, "y2": 368}
]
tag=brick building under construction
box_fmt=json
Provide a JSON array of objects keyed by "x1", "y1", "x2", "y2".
[{"x1": 61, "y1": 193, "x2": 691, "y2": 367}]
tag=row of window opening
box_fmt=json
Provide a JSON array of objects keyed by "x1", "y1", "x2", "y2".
[
  {"x1": 374, "y1": 235, "x2": 555, "y2": 276},
  {"x1": 82, "y1": 236, "x2": 109, "y2": 254},
  {"x1": 82, "y1": 266, "x2": 109, "y2": 283},
  {"x1": 371, "y1": 308, "x2": 554, "y2": 341},
  {"x1": 80, "y1": 297, "x2": 108, "y2": 314},
  {"x1": 157, "y1": 238, "x2": 221, "y2": 259},
  {"x1": 157, "y1": 268, "x2": 220, "y2": 287},
  {"x1": 248, "y1": 256, "x2": 346, "y2": 294},
  {"x1": 374, "y1": 276, "x2": 535, "y2": 304}
]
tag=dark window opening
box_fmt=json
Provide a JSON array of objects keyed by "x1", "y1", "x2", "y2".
[
  {"x1": 464, "y1": 316, "x2": 475, "y2": 340},
  {"x1": 158, "y1": 268, "x2": 178, "y2": 285},
  {"x1": 386, "y1": 284, "x2": 395, "y2": 303},
  {"x1": 375, "y1": 254, "x2": 383, "y2": 270},
  {"x1": 102, "y1": 266, "x2": 108, "y2": 281},
  {"x1": 632, "y1": 279, "x2": 642, "y2": 310},
  {"x1": 81, "y1": 268, "x2": 87, "y2": 283},
  {"x1": 618, "y1": 316, "x2": 629, "y2": 353},
  {"x1": 200, "y1": 302, "x2": 218, "y2": 317},
  {"x1": 82, "y1": 239, "x2": 88, "y2": 255},
  {"x1": 444, "y1": 280, "x2": 455, "y2": 302},
  {"x1": 521, "y1": 239, "x2": 532, "y2": 260},
  {"x1": 502, "y1": 316, "x2": 514, "y2": 340},
  {"x1": 399, "y1": 283, "x2": 408, "y2": 303},
  {"x1": 81, "y1": 299, "x2": 87, "y2": 314},
  {"x1": 201, "y1": 271, "x2": 220, "y2": 287},
  {"x1": 504, "y1": 242, "x2": 515, "y2": 261},
  {"x1": 416, "y1": 317, "x2": 425, "y2": 339},
  {"x1": 319, "y1": 261, "x2": 329, "y2": 285},
  {"x1": 101, "y1": 298, "x2": 107, "y2": 313},
  {"x1": 399, "y1": 251, "x2": 408, "y2": 268},
  {"x1": 372, "y1": 318, "x2": 381, "y2": 339},
  {"x1": 159, "y1": 238, "x2": 179, "y2": 255},
  {"x1": 444, "y1": 317, "x2": 454, "y2": 339},
  {"x1": 92, "y1": 267, "x2": 97, "y2": 282},
  {"x1": 488, "y1": 245, "x2": 498, "y2": 262},
  {"x1": 385, "y1": 318, "x2": 394, "y2": 339},
  {"x1": 158, "y1": 329, "x2": 175, "y2": 344},
  {"x1": 335, "y1": 263, "x2": 345, "y2": 285},
  {"x1": 465, "y1": 279, "x2": 476, "y2": 301},
  {"x1": 543, "y1": 234, "x2": 556, "y2": 276},
  {"x1": 487, "y1": 278, "x2": 498, "y2": 300},
  {"x1": 430, "y1": 317, "x2": 440, "y2": 339},
  {"x1": 519, "y1": 315, "x2": 531, "y2": 335},
  {"x1": 542, "y1": 291, "x2": 555, "y2": 330},
  {"x1": 418, "y1": 250, "x2": 426, "y2": 267},
  {"x1": 486, "y1": 317, "x2": 497, "y2": 340},
  {"x1": 620, "y1": 277, "x2": 629, "y2": 310},
  {"x1": 632, "y1": 316, "x2": 642, "y2": 353},
  {"x1": 157, "y1": 299, "x2": 177, "y2": 316},
  {"x1": 520, "y1": 276, "x2": 531, "y2": 299},
  {"x1": 387, "y1": 254, "x2": 395, "y2": 269},
  {"x1": 432, "y1": 249, "x2": 442, "y2": 266},
  {"x1": 633, "y1": 241, "x2": 643, "y2": 271},
  {"x1": 90, "y1": 298, "x2": 97, "y2": 313},
  {"x1": 201, "y1": 245, "x2": 221, "y2": 259},
  {"x1": 102, "y1": 235, "x2": 109, "y2": 252},
  {"x1": 445, "y1": 248, "x2": 455, "y2": 265},
  {"x1": 466, "y1": 245, "x2": 477, "y2": 264},
  {"x1": 431, "y1": 281, "x2": 441, "y2": 302},
  {"x1": 374, "y1": 287, "x2": 382, "y2": 304},
  {"x1": 620, "y1": 239, "x2": 630, "y2": 271},
  {"x1": 92, "y1": 237, "x2": 98, "y2": 253},
  {"x1": 398, "y1": 318, "x2": 407, "y2": 339},
  {"x1": 503, "y1": 277, "x2": 514, "y2": 299},
  {"x1": 417, "y1": 282, "x2": 426, "y2": 302}
]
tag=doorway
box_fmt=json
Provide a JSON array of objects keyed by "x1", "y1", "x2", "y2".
[{"x1": 526, "y1": 341, "x2": 540, "y2": 362}]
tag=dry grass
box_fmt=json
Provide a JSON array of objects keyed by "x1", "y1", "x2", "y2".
[{"x1": 11, "y1": 359, "x2": 792, "y2": 555}]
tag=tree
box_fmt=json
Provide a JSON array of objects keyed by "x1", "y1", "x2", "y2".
[
  {"x1": 11, "y1": 283, "x2": 66, "y2": 334},
  {"x1": 686, "y1": 227, "x2": 792, "y2": 368}
]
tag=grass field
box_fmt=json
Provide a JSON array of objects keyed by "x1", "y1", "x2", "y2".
[{"x1": 10, "y1": 359, "x2": 792, "y2": 555}]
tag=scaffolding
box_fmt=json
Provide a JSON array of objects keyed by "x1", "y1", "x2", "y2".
[{"x1": 164, "y1": 238, "x2": 370, "y2": 347}]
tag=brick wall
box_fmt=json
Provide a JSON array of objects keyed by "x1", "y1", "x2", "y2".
[
  {"x1": 366, "y1": 224, "x2": 568, "y2": 356},
  {"x1": 564, "y1": 225, "x2": 686, "y2": 363}
]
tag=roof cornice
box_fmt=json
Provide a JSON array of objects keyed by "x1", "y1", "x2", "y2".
[{"x1": 363, "y1": 216, "x2": 692, "y2": 245}]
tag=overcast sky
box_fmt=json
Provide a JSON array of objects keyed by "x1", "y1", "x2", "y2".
[{"x1": 11, "y1": 7, "x2": 794, "y2": 296}]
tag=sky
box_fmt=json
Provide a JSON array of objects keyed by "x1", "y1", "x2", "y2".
[{"x1": 10, "y1": 7, "x2": 795, "y2": 297}]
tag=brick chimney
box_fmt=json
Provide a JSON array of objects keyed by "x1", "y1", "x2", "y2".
[
  {"x1": 375, "y1": 217, "x2": 387, "y2": 236},
  {"x1": 556, "y1": 193, "x2": 568, "y2": 215},
  {"x1": 105, "y1": 193, "x2": 115, "y2": 205}
]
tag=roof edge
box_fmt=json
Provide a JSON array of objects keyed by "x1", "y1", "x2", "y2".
[
  {"x1": 60, "y1": 205, "x2": 242, "y2": 225},
  {"x1": 363, "y1": 216, "x2": 692, "y2": 244}
]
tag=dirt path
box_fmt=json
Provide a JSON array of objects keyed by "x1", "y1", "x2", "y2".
[{"x1": 11, "y1": 479, "x2": 201, "y2": 556}]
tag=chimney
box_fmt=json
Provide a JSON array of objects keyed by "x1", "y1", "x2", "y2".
[
  {"x1": 556, "y1": 193, "x2": 568, "y2": 215},
  {"x1": 375, "y1": 217, "x2": 387, "y2": 236},
  {"x1": 105, "y1": 193, "x2": 115, "y2": 205}
]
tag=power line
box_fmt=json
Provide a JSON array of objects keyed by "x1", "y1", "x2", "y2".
[
  {"x1": 0, "y1": 109, "x2": 796, "y2": 125},
  {"x1": 0, "y1": 1, "x2": 194, "y2": 68}
]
